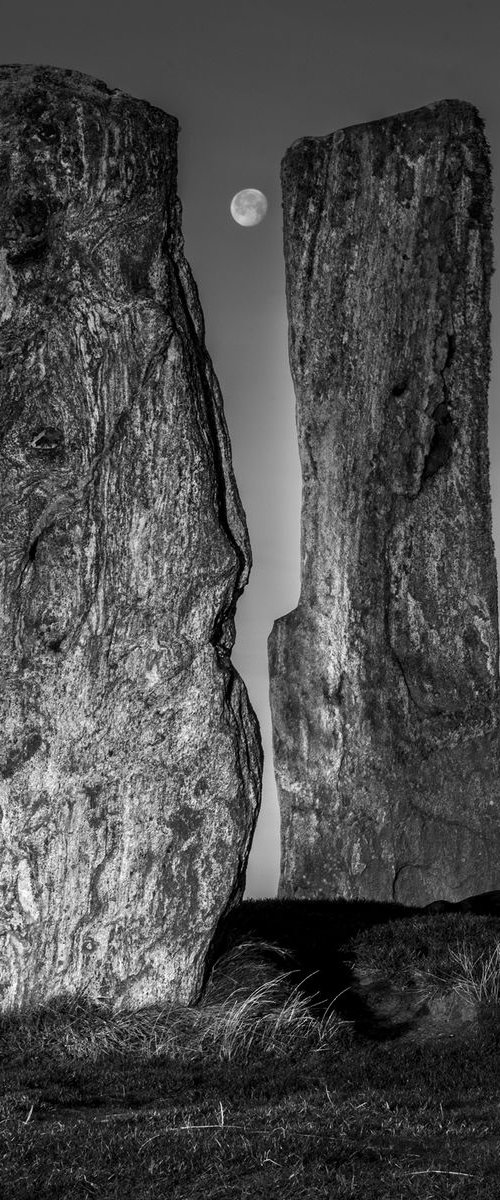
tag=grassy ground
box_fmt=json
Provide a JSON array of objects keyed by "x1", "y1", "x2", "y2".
[{"x1": 1, "y1": 903, "x2": 499, "y2": 1198}]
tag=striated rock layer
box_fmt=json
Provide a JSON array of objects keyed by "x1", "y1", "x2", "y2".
[
  {"x1": 0, "y1": 65, "x2": 262, "y2": 1012},
  {"x1": 269, "y1": 100, "x2": 500, "y2": 906}
]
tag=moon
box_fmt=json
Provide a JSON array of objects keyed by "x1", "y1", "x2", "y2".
[{"x1": 230, "y1": 188, "x2": 268, "y2": 227}]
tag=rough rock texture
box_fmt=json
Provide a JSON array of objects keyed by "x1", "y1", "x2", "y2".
[
  {"x1": 269, "y1": 100, "x2": 500, "y2": 906},
  {"x1": 0, "y1": 65, "x2": 262, "y2": 1012}
]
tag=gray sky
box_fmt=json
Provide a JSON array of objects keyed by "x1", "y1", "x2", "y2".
[{"x1": 3, "y1": 0, "x2": 500, "y2": 897}]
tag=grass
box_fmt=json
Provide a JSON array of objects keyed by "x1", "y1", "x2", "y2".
[
  {"x1": 433, "y1": 939, "x2": 500, "y2": 1004},
  {"x1": 1, "y1": 904, "x2": 500, "y2": 1198}
]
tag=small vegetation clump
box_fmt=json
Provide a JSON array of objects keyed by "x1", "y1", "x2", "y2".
[
  {"x1": 338, "y1": 911, "x2": 500, "y2": 1041},
  {"x1": 0, "y1": 904, "x2": 499, "y2": 1199},
  {"x1": 343, "y1": 911, "x2": 500, "y2": 991}
]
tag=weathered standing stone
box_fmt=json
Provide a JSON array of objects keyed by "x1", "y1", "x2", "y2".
[
  {"x1": 269, "y1": 100, "x2": 500, "y2": 906},
  {"x1": 0, "y1": 65, "x2": 262, "y2": 1012}
]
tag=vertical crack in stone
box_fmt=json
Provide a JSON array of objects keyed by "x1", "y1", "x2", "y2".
[{"x1": 420, "y1": 330, "x2": 456, "y2": 488}]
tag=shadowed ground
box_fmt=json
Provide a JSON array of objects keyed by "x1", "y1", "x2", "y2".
[{"x1": 202, "y1": 890, "x2": 500, "y2": 1038}]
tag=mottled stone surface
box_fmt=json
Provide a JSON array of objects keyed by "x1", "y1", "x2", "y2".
[
  {"x1": 0, "y1": 65, "x2": 262, "y2": 1012},
  {"x1": 269, "y1": 100, "x2": 500, "y2": 906}
]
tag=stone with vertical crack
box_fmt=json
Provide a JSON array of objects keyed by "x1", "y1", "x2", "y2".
[
  {"x1": 269, "y1": 100, "x2": 500, "y2": 905},
  {"x1": 0, "y1": 65, "x2": 262, "y2": 1012}
]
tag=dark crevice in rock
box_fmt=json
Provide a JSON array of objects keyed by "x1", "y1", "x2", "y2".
[
  {"x1": 421, "y1": 400, "x2": 454, "y2": 482},
  {"x1": 47, "y1": 637, "x2": 64, "y2": 653},
  {"x1": 28, "y1": 535, "x2": 39, "y2": 563},
  {"x1": 444, "y1": 330, "x2": 456, "y2": 371},
  {"x1": 30, "y1": 427, "x2": 65, "y2": 452},
  {"x1": 392, "y1": 377, "x2": 410, "y2": 398},
  {"x1": 0, "y1": 732, "x2": 43, "y2": 779},
  {"x1": 420, "y1": 329, "x2": 456, "y2": 486}
]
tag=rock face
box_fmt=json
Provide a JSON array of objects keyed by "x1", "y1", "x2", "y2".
[
  {"x1": 0, "y1": 65, "x2": 262, "y2": 1012},
  {"x1": 269, "y1": 100, "x2": 500, "y2": 906}
]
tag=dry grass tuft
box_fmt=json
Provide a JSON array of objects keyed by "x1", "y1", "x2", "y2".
[
  {"x1": 0, "y1": 939, "x2": 351, "y2": 1066},
  {"x1": 430, "y1": 937, "x2": 500, "y2": 1005}
]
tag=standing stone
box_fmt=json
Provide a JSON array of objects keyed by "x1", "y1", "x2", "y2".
[
  {"x1": 0, "y1": 65, "x2": 262, "y2": 1012},
  {"x1": 269, "y1": 100, "x2": 500, "y2": 906}
]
